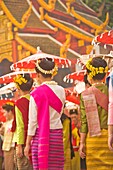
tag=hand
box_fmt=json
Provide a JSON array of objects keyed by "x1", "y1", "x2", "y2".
[
  {"x1": 79, "y1": 143, "x2": 86, "y2": 159},
  {"x1": 0, "y1": 126, "x2": 4, "y2": 135},
  {"x1": 108, "y1": 135, "x2": 113, "y2": 151},
  {"x1": 24, "y1": 144, "x2": 30, "y2": 159},
  {"x1": 16, "y1": 145, "x2": 23, "y2": 158}
]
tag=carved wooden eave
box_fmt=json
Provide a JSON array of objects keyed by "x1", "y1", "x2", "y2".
[{"x1": 0, "y1": 1, "x2": 32, "y2": 29}]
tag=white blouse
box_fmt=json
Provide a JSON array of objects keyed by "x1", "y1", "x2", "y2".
[{"x1": 28, "y1": 84, "x2": 66, "y2": 136}]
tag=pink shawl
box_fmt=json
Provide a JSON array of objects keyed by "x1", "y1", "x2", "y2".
[
  {"x1": 82, "y1": 86, "x2": 108, "y2": 137},
  {"x1": 31, "y1": 84, "x2": 63, "y2": 169}
]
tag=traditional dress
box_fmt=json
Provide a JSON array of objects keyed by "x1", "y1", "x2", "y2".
[
  {"x1": 28, "y1": 82, "x2": 65, "y2": 170},
  {"x1": 61, "y1": 114, "x2": 72, "y2": 170},
  {"x1": 71, "y1": 124, "x2": 80, "y2": 170},
  {"x1": 13, "y1": 94, "x2": 33, "y2": 170},
  {"x1": 2, "y1": 119, "x2": 15, "y2": 170},
  {"x1": 80, "y1": 84, "x2": 113, "y2": 170}
]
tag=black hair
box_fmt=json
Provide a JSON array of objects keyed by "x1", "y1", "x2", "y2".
[
  {"x1": 87, "y1": 57, "x2": 107, "y2": 80},
  {"x1": 84, "y1": 74, "x2": 91, "y2": 86},
  {"x1": 18, "y1": 73, "x2": 33, "y2": 91},
  {"x1": 2, "y1": 104, "x2": 14, "y2": 113},
  {"x1": 35, "y1": 58, "x2": 55, "y2": 78},
  {"x1": 69, "y1": 109, "x2": 78, "y2": 115}
]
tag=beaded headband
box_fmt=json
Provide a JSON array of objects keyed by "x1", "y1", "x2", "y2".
[
  {"x1": 86, "y1": 58, "x2": 108, "y2": 79},
  {"x1": 36, "y1": 60, "x2": 58, "y2": 76}
]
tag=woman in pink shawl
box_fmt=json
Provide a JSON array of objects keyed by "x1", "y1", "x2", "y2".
[
  {"x1": 24, "y1": 58, "x2": 65, "y2": 170},
  {"x1": 107, "y1": 64, "x2": 113, "y2": 151}
]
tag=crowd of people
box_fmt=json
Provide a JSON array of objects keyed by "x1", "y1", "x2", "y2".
[{"x1": 0, "y1": 55, "x2": 113, "y2": 170}]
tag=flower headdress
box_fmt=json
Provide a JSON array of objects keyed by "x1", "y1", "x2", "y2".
[
  {"x1": 86, "y1": 58, "x2": 108, "y2": 79},
  {"x1": 13, "y1": 75, "x2": 28, "y2": 88},
  {"x1": 36, "y1": 59, "x2": 58, "y2": 76},
  {"x1": 6, "y1": 102, "x2": 14, "y2": 106}
]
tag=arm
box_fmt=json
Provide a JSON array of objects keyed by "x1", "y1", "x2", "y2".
[
  {"x1": 79, "y1": 133, "x2": 86, "y2": 159},
  {"x1": 108, "y1": 125, "x2": 113, "y2": 151},
  {"x1": 108, "y1": 78, "x2": 113, "y2": 151},
  {"x1": 24, "y1": 136, "x2": 32, "y2": 159},
  {"x1": 0, "y1": 124, "x2": 4, "y2": 136},
  {"x1": 24, "y1": 96, "x2": 37, "y2": 158},
  {"x1": 79, "y1": 94, "x2": 88, "y2": 159},
  {"x1": 15, "y1": 106, "x2": 24, "y2": 145},
  {"x1": 108, "y1": 78, "x2": 113, "y2": 125},
  {"x1": 15, "y1": 106, "x2": 24, "y2": 158}
]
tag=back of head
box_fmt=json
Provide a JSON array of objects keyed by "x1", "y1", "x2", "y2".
[
  {"x1": 69, "y1": 108, "x2": 78, "y2": 115},
  {"x1": 14, "y1": 73, "x2": 33, "y2": 91},
  {"x1": 86, "y1": 57, "x2": 108, "y2": 80},
  {"x1": 35, "y1": 58, "x2": 58, "y2": 78},
  {"x1": 2, "y1": 102, "x2": 14, "y2": 113}
]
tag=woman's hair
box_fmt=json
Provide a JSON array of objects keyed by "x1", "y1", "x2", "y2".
[
  {"x1": 69, "y1": 109, "x2": 78, "y2": 115},
  {"x1": 84, "y1": 74, "x2": 91, "y2": 86},
  {"x1": 35, "y1": 58, "x2": 57, "y2": 78},
  {"x1": 14, "y1": 73, "x2": 33, "y2": 91},
  {"x1": 86, "y1": 57, "x2": 108, "y2": 80},
  {"x1": 2, "y1": 103, "x2": 14, "y2": 112}
]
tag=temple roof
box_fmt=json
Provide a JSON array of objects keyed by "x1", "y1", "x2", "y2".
[{"x1": 0, "y1": 0, "x2": 111, "y2": 61}]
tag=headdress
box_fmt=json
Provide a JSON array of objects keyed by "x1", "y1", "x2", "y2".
[
  {"x1": 36, "y1": 59, "x2": 58, "y2": 76},
  {"x1": 6, "y1": 102, "x2": 14, "y2": 106},
  {"x1": 13, "y1": 74, "x2": 28, "y2": 88},
  {"x1": 86, "y1": 58, "x2": 108, "y2": 79}
]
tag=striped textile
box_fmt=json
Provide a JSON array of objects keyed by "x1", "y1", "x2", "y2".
[
  {"x1": 86, "y1": 129, "x2": 113, "y2": 170},
  {"x1": 31, "y1": 128, "x2": 64, "y2": 170}
]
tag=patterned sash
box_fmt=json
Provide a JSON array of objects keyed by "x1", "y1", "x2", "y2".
[{"x1": 82, "y1": 86, "x2": 108, "y2": 137}]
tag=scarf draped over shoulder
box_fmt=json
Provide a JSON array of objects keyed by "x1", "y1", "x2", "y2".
[
  {"x1": 82, "y1": 86, "x2": 108, "y2": 137},
  {"x1": 31, "y1": 84, "x2": 63, "y2": 169}
]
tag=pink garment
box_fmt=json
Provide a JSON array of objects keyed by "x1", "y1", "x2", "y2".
[
  {"x1": 31, "y1": 84, "x2": 63, "y2": 169},
  {"x1": 108, "y1": 78, "x2": 113, "y2": 125}
]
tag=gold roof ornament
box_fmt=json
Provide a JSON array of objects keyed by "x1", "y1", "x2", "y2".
[
  {"x1": 1, "y1": 1, "x2": 32, "y2": 29},
  {"x1": 38, "y1": 0, "x2": 56, "y2": 11},
  {"x1": 60, "y1": 34, "x2": 71, "y2": 58},
  {"x1": 95, "y1": 12, "x2": 109, "y2": 36}
]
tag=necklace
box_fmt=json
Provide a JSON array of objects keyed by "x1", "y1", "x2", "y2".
[
  {"x1": 92, "y1": 82, "x2": 104, "y2": 86},
  {"x1": 43, "y1": 81, "x2": 58, "y2": 85}
]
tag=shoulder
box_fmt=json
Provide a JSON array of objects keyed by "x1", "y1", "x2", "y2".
[
  {"x1": 81, "y1": 86, "x2": 92, "y2": 95},
  {"x1": 54, "y1": 84, "x2": 65, "y2": 92},
  {"x1": 15, "y1": 96, "x2": 29, "y2": 106}
]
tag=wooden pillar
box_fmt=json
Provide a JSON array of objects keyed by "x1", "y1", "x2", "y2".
[{"x1": 12, "y1": 40, "x2": 18, "y2": 63}]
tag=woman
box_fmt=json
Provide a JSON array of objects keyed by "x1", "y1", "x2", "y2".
[
  {"x1": 70, "y1": 107, "x2": 80, "y2": 170},
  {"x1": 24, "y1": 58, "x2": 66, "y2": 170},
  {"x1": 79, "y1": 57, "x2": 113, "y2": 170},
  {"x1": 13, "y1": 73, "x2": 33, "y2": 170},
  {"x1": 1, "y1": 102, "x2": 15, "y2": 170},
  {"x1": 61, "y1": 102, "x2": 75, "y2": 170}
]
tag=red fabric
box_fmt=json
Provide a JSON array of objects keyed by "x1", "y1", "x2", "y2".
[
  {"x1": 66, "y1": 94, "x2": 80, "y2": 105},
  {"x1": 15, "y1": 97, "x2": 29, "y2": 144},
  {"x1": 72, "y1": 123, "x2": 79, "y2": 151},
  {"x1": 0, "y1": 99, "x2": 15, "y2": 122},
  {"x1": 96, "y1": 30, "x2": 113, "y2": 45},
  {"x1": 11, "y1": 108, "x2": 16, "y2": 132}
]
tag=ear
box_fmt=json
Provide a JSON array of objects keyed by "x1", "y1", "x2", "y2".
[{"x1": 36, "y1": 73, "x2": 40, "y2": 79}]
